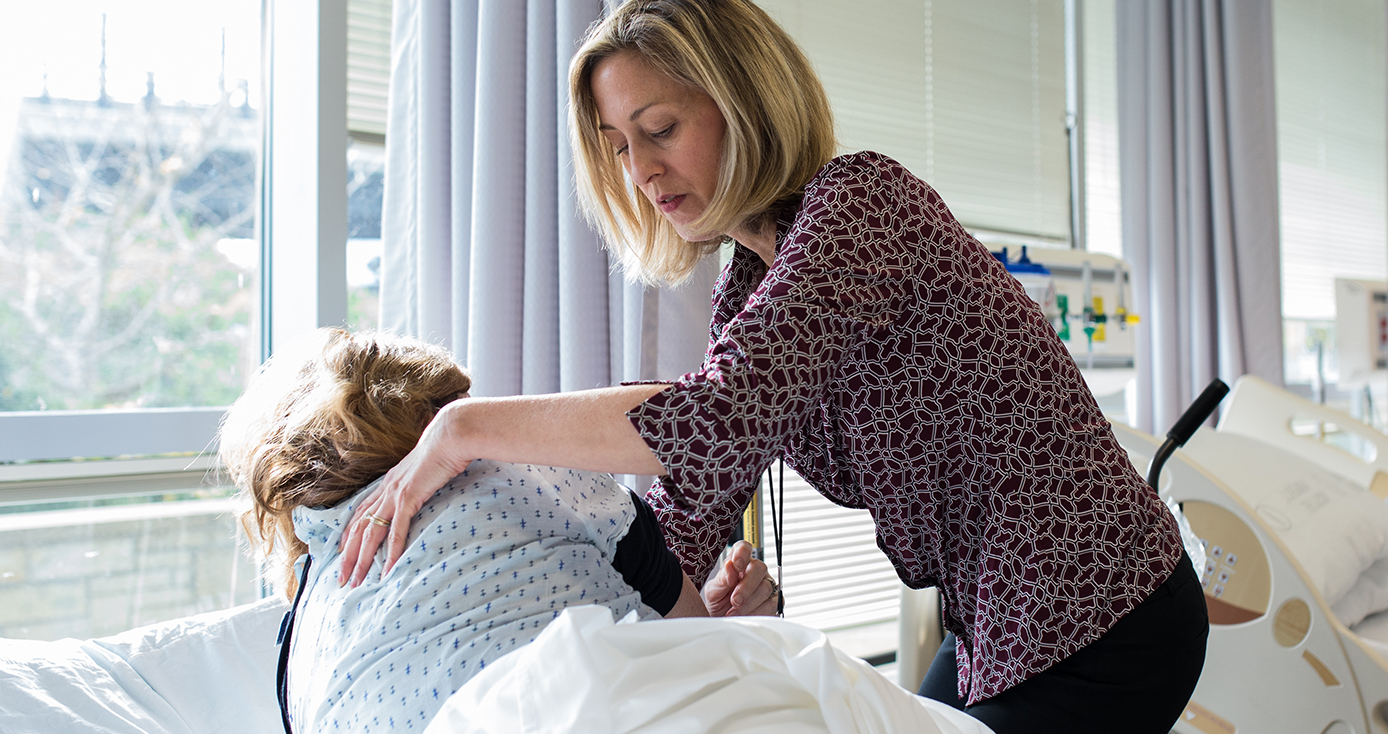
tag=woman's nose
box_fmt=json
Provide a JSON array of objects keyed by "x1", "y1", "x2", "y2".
[{"x1": 627, "y1": 142, "x2": 662, "y2": 185}]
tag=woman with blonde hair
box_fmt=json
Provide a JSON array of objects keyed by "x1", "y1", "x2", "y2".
[
  {"x1": 339, "y1": 2, "x2": 1207, "y2": 731},
  {"x1": 219, "y1": 328, "x2": 713, "y2": 732}
]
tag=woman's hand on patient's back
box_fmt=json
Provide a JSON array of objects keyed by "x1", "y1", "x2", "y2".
[
  {"x1": 338, "y1": 401, "x2": 476, "y2": 587},
  {"x1": 703, "y1": 541, "x2": 779, "y2": 617}
]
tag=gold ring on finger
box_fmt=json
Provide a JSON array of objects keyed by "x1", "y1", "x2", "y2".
[{"x1": 367, "y1": 513, "x2": 390, "y2": 528}]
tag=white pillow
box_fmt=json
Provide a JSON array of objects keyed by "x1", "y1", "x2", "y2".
[
  {"x1": 1353, "y1": 608, "x2": 1388, "y2": 646},
  {"x1": 1182, "y1": 430, "x2": 1388, "y2": 606},
  {"x1": 1334, "y1": 556, "x2": 1388, "y2": 627},
  {"x1": 0, "y1": 597, "x2": 285, "y2": 734},
  {"x1": 104, "y1": 595, "x2": 286, "y2": 732}
]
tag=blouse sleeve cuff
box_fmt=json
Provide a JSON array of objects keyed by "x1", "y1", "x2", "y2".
[{"x1": 624, "y1": 379, "x2": 730, "y2": 518}]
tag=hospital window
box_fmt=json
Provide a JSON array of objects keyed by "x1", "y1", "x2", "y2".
[
  {"x1": 763, "y1": 0, "x2": 1073, "y2": 251},
  {"x1": 0, "y1": 0, "x2": 391, "y2": 640},
  {"x1": 1085, "y1": 0, "x2": 1388, "y2": 427},
  {"x1": 1055, "y1": 0, "x2": 1388, "y2": 430},
  {"x1": 345, "y1": 0, "x2": 391, "y2": 332},
  {"x1": 1272, "y1": 0, "x2": 1388, "y2": 427}
]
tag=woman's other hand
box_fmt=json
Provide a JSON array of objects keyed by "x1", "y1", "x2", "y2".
[
  {"x1": 702, "y1": 540, "x2": 779, "y2": 616},
  {"x1": 338, "y1": 401, "x2": 476, "y2": 587}
]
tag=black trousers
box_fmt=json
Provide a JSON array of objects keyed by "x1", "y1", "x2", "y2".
[{"x1": 918, "y1": 553, "x2": 1208, "y2": 734}]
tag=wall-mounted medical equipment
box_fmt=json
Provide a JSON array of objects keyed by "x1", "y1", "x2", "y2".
[
  {"x1": 993, "y1": 247, "x2": 1139, "y2": 398},
  {"x1": 1336, "y1": 277, "x2": 1388, "y2": 388}
]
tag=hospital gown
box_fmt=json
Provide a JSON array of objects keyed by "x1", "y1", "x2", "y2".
[{"x1": 285, "y1": 461, "x2": 658, "y2": 733}]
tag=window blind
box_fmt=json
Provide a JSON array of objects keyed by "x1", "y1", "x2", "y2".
[
  {"x1": 347, "y1": 0, "x2": 392, "y2": 139},
  {"x1": 760, "y1": 0, "x2": 1071, "y2": 241},
  {"x1": 755, "y1": 462, "x2": 904, "y2": 631},
  {"x1": 1274, "y1": 0, "x2": 1387, "y2": 321},
  {"x1": 1081, "y1": 0, "x2": 1122, "y2": 258}
]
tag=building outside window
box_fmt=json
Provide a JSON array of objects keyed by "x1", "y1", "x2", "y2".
[
  {"x1": 0, "y1": 1, "x2": 264, "y2": 639},
  {"x1": 345, "y1": 0, "x2": 391, "y2": 332},
  {"x1": 0, "y1": 9, "x2": 261, "y2": 415},
  {"x1": 0, "y1": 0, "x2": 393, "y2": 640}
]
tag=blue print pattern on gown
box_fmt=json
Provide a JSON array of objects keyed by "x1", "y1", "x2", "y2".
[{"x1": 285, "y1": 461, "x2": 656, "y2": 733}]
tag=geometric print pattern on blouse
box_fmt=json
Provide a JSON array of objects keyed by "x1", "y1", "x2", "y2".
[
  {"x1": 288, "y1": 461, "x2": 655, "y2": 732},
  {"x1": 628, "y1": 151, "x2": 1182, "y2": 704}
]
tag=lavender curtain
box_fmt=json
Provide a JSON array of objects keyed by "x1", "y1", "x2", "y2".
[
  {"x1": 1117, "y1": 0, "x2": 1285, "y2": 434},
  {"x1": 379, "y1": 0, "x2": 717, "y2": 403}
]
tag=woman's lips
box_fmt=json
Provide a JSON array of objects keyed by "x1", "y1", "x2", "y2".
[{"x1": 658, "y1": 194, "x2": 686, "y2": 214}]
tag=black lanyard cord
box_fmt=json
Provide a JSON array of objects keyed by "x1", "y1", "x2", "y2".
[
  {"x1": 765, "y1": 462, "x2": 785, "y2": 616},
  {"x1": 276, "y1": 555, "x2": 313, "y2": 734}
]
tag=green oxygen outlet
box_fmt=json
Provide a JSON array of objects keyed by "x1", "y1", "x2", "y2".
[{"x1": 1055, "y1": 293, "x2": 1070, "y2": 341}]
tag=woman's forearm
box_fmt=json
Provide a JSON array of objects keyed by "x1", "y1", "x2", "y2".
[
  {"x1": 338, "y1": 382, "x2": 673, "y2": 587},
  {"x1": 445, "y1": 383, "x2": 671, "y2": 475}
]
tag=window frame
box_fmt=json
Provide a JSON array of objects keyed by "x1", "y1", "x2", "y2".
[
  {"x1": 0, "y1": 0, "x2": 350, "y2": 495},
  {"x1": 0, "y1": 455, "x2": 217, "y2": 504}
]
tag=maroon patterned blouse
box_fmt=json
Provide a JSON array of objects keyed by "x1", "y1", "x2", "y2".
[{"x1": 627, "y1": 151, "x2": 1182, "y2": 704}]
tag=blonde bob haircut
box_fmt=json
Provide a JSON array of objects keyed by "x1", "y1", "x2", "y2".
[
  {"x1": 218, "y1": 328, "x2": 471, "y2": 596},
  {"x1": 569, "y1": 0, "x2": 836, "y2": 285}
]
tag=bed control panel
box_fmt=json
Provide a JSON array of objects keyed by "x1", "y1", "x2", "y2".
[{"x1": 1182, "y1": 499, "x2": 1272, "y2": 625}]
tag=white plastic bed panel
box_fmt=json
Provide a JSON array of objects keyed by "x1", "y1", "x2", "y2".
[
  {"x1": 1113, "y1": 423, "x2": 1375, "y2": 734},
  {"x1": 1218, "y1": 375, "x2": 1388, "y2": 491}
]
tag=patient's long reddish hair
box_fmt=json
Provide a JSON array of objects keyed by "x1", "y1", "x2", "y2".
[{"x1": 218, "y1": 329, "x2": 471, "y2": 596}]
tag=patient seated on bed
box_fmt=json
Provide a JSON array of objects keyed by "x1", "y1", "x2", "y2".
[{"x1": 218, "y1": 328, "x2": 707, "y2": 732}]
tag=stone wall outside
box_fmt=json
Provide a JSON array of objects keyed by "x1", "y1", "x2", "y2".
[{"x1": 0, "y1": 499, "x2": 262, "y2": 640}]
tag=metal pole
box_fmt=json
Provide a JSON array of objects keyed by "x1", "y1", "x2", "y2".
[{"x1": 1064, "y1": 0, "x2": 1087, "y2": 250}]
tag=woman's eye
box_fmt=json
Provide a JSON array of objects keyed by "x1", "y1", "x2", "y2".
[
  {"x1": 651, "y1": 125, "x2": 674, "y2": 139},
  {"x1": 615, "y1": 144, "x2": 628, "y2": 156}
]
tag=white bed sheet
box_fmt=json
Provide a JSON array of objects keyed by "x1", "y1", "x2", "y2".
[
  {"x1": 0, "y1": 596, "x2": 287, "y2": 734},
  {"x1": 426, "y1": 605, "x2": 994, "y2": 734},
  {"x1": 2, "y1": 597, "x2": 993, "y2": 734}
]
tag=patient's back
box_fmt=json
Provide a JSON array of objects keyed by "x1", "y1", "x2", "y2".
[{"x1": 285, "y1": 460, "x2": 654, "y2": 732}]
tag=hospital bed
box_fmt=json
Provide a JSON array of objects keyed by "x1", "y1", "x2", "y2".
[
  {"x1": 25, "y1": 371, "x2": 1388, "y2": 734},
  {"x1": 1119, "y1": 376, "x2": 1388, "y2": 734},
  {"x1": 0, "y1": 577, "x2": 992, "y2": 734},
  {"x1": 21, "y1": 373, "x2": 1388, "y2": 733}
]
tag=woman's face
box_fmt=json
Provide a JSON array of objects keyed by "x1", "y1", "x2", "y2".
[{"x1": 591, "y1": 51, "x2": 728, "y2": 242}]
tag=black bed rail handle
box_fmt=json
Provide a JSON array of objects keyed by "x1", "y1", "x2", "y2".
[{"x1": 1146, "y1": 378, "x2": 1230, "y2": 491}]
